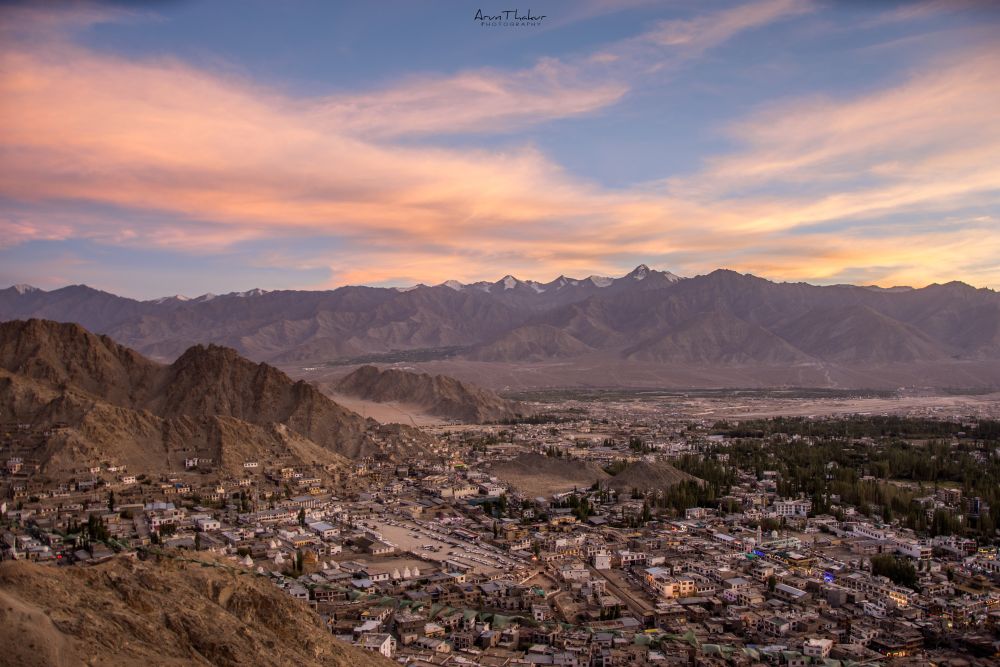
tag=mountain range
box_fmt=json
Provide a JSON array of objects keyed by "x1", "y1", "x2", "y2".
[
  {"x1": 0, "y1": 319, "x2": 431, "y2": 479},
  {"x1": 3, "y1": 266, "x2": 1000, "y2": 388}
]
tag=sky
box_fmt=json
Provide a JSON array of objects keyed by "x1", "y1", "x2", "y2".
[{"x1": 1, "y1": 0, "x2": 998, "y2": 299}]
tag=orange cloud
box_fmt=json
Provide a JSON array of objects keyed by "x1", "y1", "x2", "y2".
[{"x1": 318, "y1": 59, "x2": 628, "y2": 138}]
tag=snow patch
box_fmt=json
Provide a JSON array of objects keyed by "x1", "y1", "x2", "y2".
[{"x1": 150, "y1": 294, "x2": 190, "y2": 304}]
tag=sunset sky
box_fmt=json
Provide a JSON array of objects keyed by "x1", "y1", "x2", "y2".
[{"x1": 1, "y1": 0, "x2": 998, "y2": 298}]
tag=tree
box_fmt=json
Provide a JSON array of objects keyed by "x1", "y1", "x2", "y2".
[
  {"x1": 107, "y1": 490, "x2": 115, "y2": 512},
  {"x1": 640, "y1": 500, "x2": 652, "y2": 525},
  {"x1": 767, "y1": 575, "x2": 777, "y2": 592},
  {"x1": 194, "y1": 532, "x2": 202, "y2": 551},
  {"x1": 298, "y1": 507, "x2": 306, "y2": 527},
  {"x1": 871, "y1": 555, "x2": 918, "y2": 590},
  {"x1": 85, "y1": 513, "x2": 109, "y2": 543}
]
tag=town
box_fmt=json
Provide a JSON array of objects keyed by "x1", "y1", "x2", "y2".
[{"x1": 3, "y1": 397, "x2": 999, "y2": 666}]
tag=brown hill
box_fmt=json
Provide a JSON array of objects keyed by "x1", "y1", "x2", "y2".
[
  {"x1": 335, "y1": 365, "x2": 525, "y2": 423},
  {"x1": 0, "y1": 318, "x2": 160, "y2": 405},
  {"x1": 150, "y1": 344, "x2": 378, "y2": 458},
  {"x1": 0, "y1": 555, "x2": 393, "y2": 667},
  {"x1": 604, "y1": 460, "x2": 700, "y2": 494},
  {"x1": 489, "y1": 453, "x2": 609, "y2": 497},
  {"x1": 0, "y1": 320, "x2": 431, "y2": 477}
]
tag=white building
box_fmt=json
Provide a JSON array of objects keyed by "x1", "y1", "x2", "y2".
[{"x1": 803, "y1": 638, "x2": 833, "y2": 659}]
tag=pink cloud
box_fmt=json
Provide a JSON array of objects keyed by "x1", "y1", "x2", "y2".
[{"x1": 644, "y1": 0, "x2": 815, "y2": 53}]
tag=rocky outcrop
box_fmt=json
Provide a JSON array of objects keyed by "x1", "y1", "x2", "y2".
[{"x1": 0, "y1": 556, "x2": 394, "y2": 667}]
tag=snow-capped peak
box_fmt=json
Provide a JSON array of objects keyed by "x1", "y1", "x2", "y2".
[
  {"x1": 548, "y1": 276, "x2": 580, "y2": 291},
  {"x1": 394, "y1": 284, "x2": 424, "y2": 292},
  {"x1": 149, "y1": 294, "x2": 190, "y2": 304},
  {"x1": 233, "y1": 288, "x2": 268, "y2": 298},
  {"x1": 588, "y1": 275, "x2": 613, "y2": 288},
  {"x1": 628, "y1": 264, "x2": 651, "y2": 280},
  {"x1": 12, "y1": 284, "x2": 40, "y2": 295},
  {"x1": 193, "y1": 293, "x2": 217, "y2": 302},
  {"x1": 500, "y1": 275, "x2": 519, "y2": 290},
  {"x1": 441, "y1": 280, "x2": 464, "y2": 291}
]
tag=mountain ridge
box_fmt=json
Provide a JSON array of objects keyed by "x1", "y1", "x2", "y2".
[
  {"x1": 4, "y1": 268, "x2": 1000, "y2": 388},
  {"x1": 0, "y1": 319, "x2": 432, "y2": 478}
]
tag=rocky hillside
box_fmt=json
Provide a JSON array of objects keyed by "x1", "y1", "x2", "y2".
[
  {"x1": 0, "y1": 318, "x2": 160, "y2": 406},
  {"x1": 0, "y1": 320, "x2": 432, "y2": 477},
  {"x1": 149, "y1": 344, "x2": 377, "y2": 457},
  {"x1": 0, "y1": 555, "x2": 393, "y2": 667},
  {"x1": 335, "y1": 365, "x2": 526, "y2": 423}
]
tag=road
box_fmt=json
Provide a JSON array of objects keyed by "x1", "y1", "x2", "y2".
[{"x1": 587, "y1": 564, "x2": 656, "y2": 624}]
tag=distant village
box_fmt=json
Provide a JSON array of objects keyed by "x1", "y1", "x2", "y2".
[{"x1": 3, "y1": 403, "x2": 1000, "y2": 666}]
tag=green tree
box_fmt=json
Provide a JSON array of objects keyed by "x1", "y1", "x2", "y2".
[{"x1": 871, "y1": 555, "x2": 918, "y2": 590}]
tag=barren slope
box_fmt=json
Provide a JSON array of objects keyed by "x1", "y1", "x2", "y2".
[
  {"x1": 490, "y1": 453, "x2": 609, "y2": 497},
  {"x1": 0, "y1": 556, "x2": 393, "y2": 667},
  {"x1": 604, "y1": 460, "x2": 700, "y2": 493}
]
